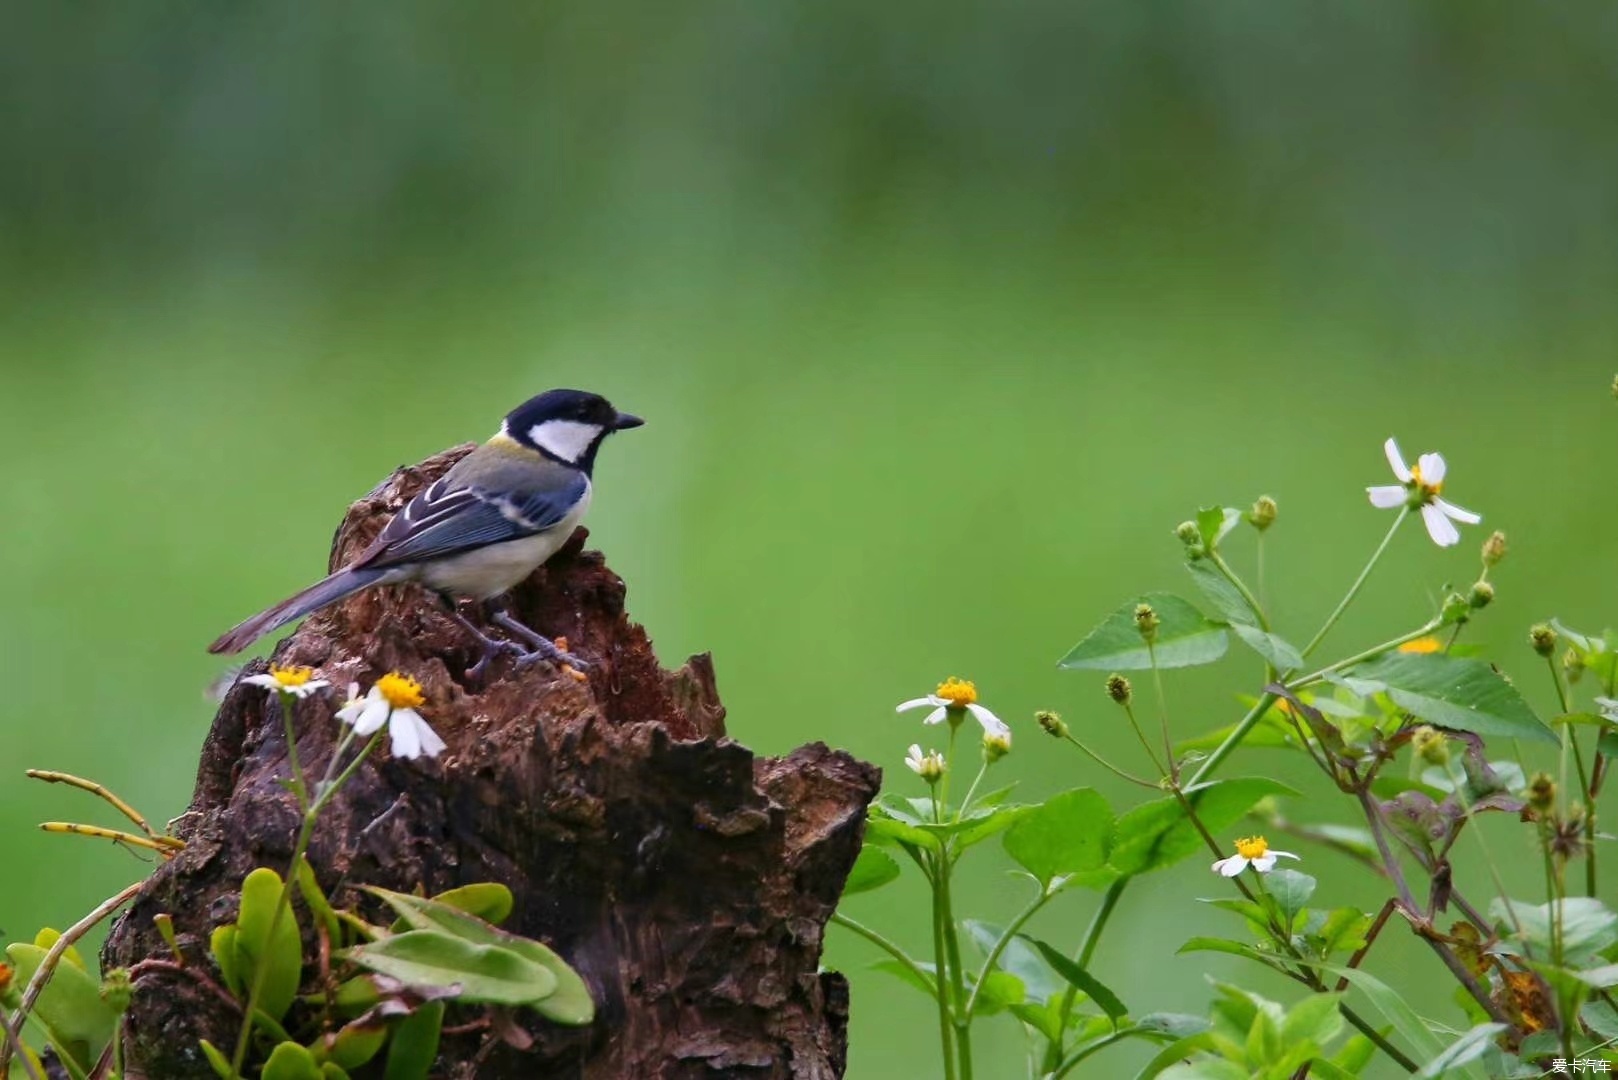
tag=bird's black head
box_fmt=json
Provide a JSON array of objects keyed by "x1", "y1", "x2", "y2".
[{"x1": 503, "y1": 389, "x2": 643, "y2": 472}]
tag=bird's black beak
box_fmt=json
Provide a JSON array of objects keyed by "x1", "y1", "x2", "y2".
[{"x1": 613, "y1": 412, "x2": 645, "y2": 431}]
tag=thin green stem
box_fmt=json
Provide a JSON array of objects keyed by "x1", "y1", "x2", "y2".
[
  {"x1": 1187, "y1": 695, "x2": 1274, "y2": 788},
  {"x1": 1119, "y1": 701, "x2": 1166, "y2": 778},
  {"x1": 1060, "y1": 733, "x2": 1156, "y2": 788},
  {"x1": 927, "y1": 850, "x2": 958, "y2": 1080},
  {"x1": 936, "y1": 855, "x2": 972, "y2": 1080},
  {"x1": 278, "y1": 691, "x2": 310, "y2": 815},
  {"x1": 1302, "y1": 510, "x2": 1407, "y2": 659},
  {"x1": 1209, "y1": 551, "x2": 1269, "y2": 631},
  {"x1": 1049, "y1": 1026, "x2": 1137, "y2": 1079},
  {"x1": 955, "y1": 760, "x2": 989, "y2": 823},
  {"x1": 0, "y1": 1002, "x2": 45, "y2": 1080},
  {"x1": 1287, "y1": 620, "x2": 1444, "y2": 692},
  {"x1": 963, "y1": 887, "x2": 1048, "y2": 1020},
  {"x1": 1148, "y1": 642, "x2": 1177, "y2": 782},
  {"x1": 829, "y1": 913, "x2": 930, "y2": 988},
  {"x1": 1545, "y1": 656, "x2": 1597, "y2": 896},
  {"x1": 1046, "y1": 877, "x2": 1125, "y2": 1070}
]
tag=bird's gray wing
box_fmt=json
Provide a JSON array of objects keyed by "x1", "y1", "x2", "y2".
[{"x1": 355, "y1": 472, "x2": 587, "y2": 570}]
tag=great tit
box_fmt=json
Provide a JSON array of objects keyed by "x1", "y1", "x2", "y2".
[{"x1": 208, "y1": 389, "x2": 643, "y2": 674}]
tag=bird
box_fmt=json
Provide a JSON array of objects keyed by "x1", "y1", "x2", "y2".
[{"x1": 209, "y1": 388, "x2": 643, "y2": 678}]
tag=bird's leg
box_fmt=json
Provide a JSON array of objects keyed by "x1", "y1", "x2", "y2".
[
  {"x1": 488, "y1": 607, "x2": 589, "y2": 671},
  {"x1": 437, "y1": 595, "x2": 523, "y2": 682}
]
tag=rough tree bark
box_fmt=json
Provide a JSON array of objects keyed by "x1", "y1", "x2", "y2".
[{"x1": 102, "y1": 446, "x2": 880, "y2": 1079}]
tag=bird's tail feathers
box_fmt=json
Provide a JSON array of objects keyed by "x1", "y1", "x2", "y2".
[{"x1": 208, "y1": 567, "x2": 389, "y2": 655}]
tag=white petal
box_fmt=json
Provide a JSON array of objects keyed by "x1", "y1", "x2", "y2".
[
  {"x1": 1434, "y1": 498, "x2": 1480, "y2": 525},
  {"x1": 1253, "y1": 853, "x2": 1277, "y2": 872},
  {"x1": 389, "y1": 711, "x2": 422, "y2": 759},
  {"x1": 413, "y1": 716, "x2": 447, "y2": 759},
  {"x1": 1416, "y1": 452, "x2": 1446, "y2": 486},
  {"x1": 1421, "y1": 503, "x2": 1460, "y2": 547},
  {"x1": 243, "y1": 675, "x2": 279, "y2": 689},
  {"x1": 1366, "y1": 485, "x2": 1407, "y2": 509},
  {"x1": 905, "y1": 745, "x2": 924, "y2": 772},
  {"x1": 1383, "y1": 438, "x2": 1410, "y2": 482},
  {"x1": 1269, "y1": 850, "x2": 1300, "y2": 861},
  {"x1": 351, "y1": 695, "x2": 390, "y2": 735},
  {"x1": 335, "y1": 701, "x2": 364, "y2": 726},
  {"x1": 921, "y1": 706, "x2": 948, "y2": 726},
  {"x1": 966, "y1": 703, "x2": 1010, "y2": 738},
  {"x1": 896, "y1": 696, "x2": 942, "y2": 714},
  {"x1": 1213, "y1": 855, "x2": 1249, "y2": 877}
]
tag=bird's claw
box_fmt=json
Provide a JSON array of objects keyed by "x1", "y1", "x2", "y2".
[{"x1": 513, "y1": 638, "x2": 589, "y2": 672}]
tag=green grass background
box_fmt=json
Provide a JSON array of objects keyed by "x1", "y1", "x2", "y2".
[{"x1": 2, "y1": 5, "x2": 1615, "y2": 1076}]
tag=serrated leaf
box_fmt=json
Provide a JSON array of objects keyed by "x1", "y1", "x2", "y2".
[
  {"x1": 236, "y1": 867, "x2": 304, "y2": 1023},
  {"x1": 1228, "y1": 624, "x2": 1304, "y2": 672},
  {"x1": 344, "y1": 931, "x2": 557, "y2": 1006},
  {"x1": 1110, "y1": 778, "x2": 1297, "y2": 876},
  {"x1": 1490, "y1": 897, "x2": 1618, "y2": 962},
  {"x1": 1020, "y1": 935, "x2": 1128, "y2": 1020},
  {"x1": 1185, "y1": 560, "x2": 1254, "y2": 626},
  {"x1": 362, "y1": 888, "x2": 592, "y2": 1024},
  {"x1": 1002, "y1": 789, "x2": 1113, "y2": 888},
  {"x1": 842, "y1": 846, "x2": 902, "y2": 896},
  {"x1": 1344, "y1": 652, "x2": 1554, "y2": 744},
  {"x1": 1059, "y1": 593, "x2": 1228, "y2": 671},
  {"x1": 1266, "y1": 870, "x2": 1315, "y2": 927}
]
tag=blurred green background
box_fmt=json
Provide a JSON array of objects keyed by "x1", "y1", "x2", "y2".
[{"x1": 2, "y1": 5, "x2": 1616, "y2": 1076}]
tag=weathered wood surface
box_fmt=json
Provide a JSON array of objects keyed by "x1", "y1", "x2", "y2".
[{"x1": 103, "y1": 446, "x2": 879, "y2": 1078}]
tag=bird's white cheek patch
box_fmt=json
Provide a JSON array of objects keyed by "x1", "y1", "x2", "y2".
[{"x1": 528, "y1": 420, "x2": 603, "y2": 463}]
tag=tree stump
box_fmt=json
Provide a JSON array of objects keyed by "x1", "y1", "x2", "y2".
[{"x1": 102, "y1": 446, "x2": 880, "y2": 1079}]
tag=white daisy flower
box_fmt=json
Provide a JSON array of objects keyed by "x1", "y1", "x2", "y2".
[
  {"x1": 896, "y1": 677, "x2": 1010, "y2": 739},
  {"x1": 243, "y1": 665, "x2": 331, "y2": 699},
  {"x1": 1366, "y1": 437, "x2": 1481, "y2": 547},
  {"x1": 1211, "y1": 835, "x2": 1299, "y2": 877},
  {"x1": 339, "y1": 672, "x2": 446, "y2": 760},
  {"x1": 904, "y1": 743, "x2": 946, "y2": 782}
]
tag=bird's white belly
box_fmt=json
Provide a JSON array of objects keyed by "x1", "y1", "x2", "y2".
[{"x1": 416, "y1": 493, "x2": 591, "y2": 600}]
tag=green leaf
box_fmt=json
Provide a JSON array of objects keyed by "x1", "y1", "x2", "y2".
[
  {"x1": 1009, "y1": 998, "x2": 1066, "y2": 1042},
  {"x1": 1601, "y1": 727, "x2": 1618, "y2": 759},
  {"x1": 950, "y1": 804, "x2": 1037, "y2": 849},
  {"x1": 1573, "y1": 962, "x2": 1618, "y2": 988},
  {"x1": 1311, "y1": 964, "x2": 1451, "y2": 1070},
  {"x1": 1002, "y1": 788, "x2": 1113, "y2": 888},
  {"x1": 1265, "y1": 870, "x2": 1315, "y2": 928},
  {"x1": 343, "y1": 930, "x2": 557, "y2": 1006},
  {"x1": 322, "y1": 1065, "x2": 352, "y2": 1080},
  {"x1": 209, "y1": 925, "x2": 243, "y2": 996},
  {"x1": 1155, "y1": 1053, "x2": 1246, "y2": 1080},
  {"x1": 321, "y1": 1018, "x2": 389, "y2": 1070},
  {"x1": 1135, "y1": 1013, "x2": 1210, "y2": 1040},
  {"x1": 4, "y1": 942, "x2": 118, "y2": 1068},
  {"x1": 1020, "y1": 935, "x2": 1128, "y2": 1020},
  {"x1": 236, "y1": 867, "x2": 304, "y2": 1023},
  {"x1": 199, "y1": 1039, "x2": 238, "y2": 1079},
  {"x1": 383, "y1": 999, "x2": 444, "y2": 1080},
  {"x1": 1196, "y1": 506, "x2": 1242, "y2": 551},
  {"x1": 1341, "y1": 652, "x2": 1554, "y2": 744},
  {"x1": 1414, "y1": 1023, "x2": 1509, "y2": 1079},
  {"x1": 1134, "y1": 1033, "x2": 1225, "y2": 1080},
  {"x1": 964, "y1": 921, "x2": 1063, "y2": 1003},
  {"x1": 842, "y1": 846, "x2": 902, "y2": 896},
  {"x1": 1110, "y1": 778, "x2": 1297, "y2": 876},
  {"x1": 1581, "y1": 999, "x2": 1618, "y2": 1041},
  {"x1": 1185, "y1": 560, "x2": 1253, "y2": 627},
  {"x1": 1228, "y1": 624, "x2": 1304, "y2": 672},
  {"x1": 362, "y1": 888, "x2": 593, "y2": 1024},
  {"x1": 262, "y1": 1042, "x2": 324, "y2": 1080},
  {"x1": 1280, "y1": 992, "x2": 1342, "y2": 1047},
  {"x1": 1059, "y1": 593, "x2": 1228, "y2": 671},
  {"x1": 429, "y1": 883, "x2": 514, "y2": 926},
  {"x1": 1491, "y1": 897, "x2": 1618, "y2": 962},
  {"x1": 1178, "y1": 937, "x2": 1280, "y2": 963},
  {"x1": 296, "y1": 861, "x2": 342, "y2": 945},
  {"x1": 863, "y1": 810, "x2": 941, "y2": 853},
  {"x1": 1313, "y1": 907, "x2": 1371, "y2": 958},
  {"x1": 870, "y1": 958, "x2": 938, "y2": 1001}
]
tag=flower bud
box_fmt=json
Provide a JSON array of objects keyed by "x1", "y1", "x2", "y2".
[
  {"x1": 1528, "y1": 772, "x2": 1556, "y2": 814},
  {"x1": 905, "y1": 744, "x2": 946, "y2": 783},
  {"x1": 1105, "y1": 674, "x2": 1133, "y2": 705},
  {"x1": 1468, "y1": 581, "x2": 1495, "y2": 610},
  {"x1": 1481, "y1": 530, "x2": 1507, "y2": 568},
  {"x1": 982, "y1": 730, "x2": 1012, "y2": 763},
  {"x1": 1411, "y1": 725, "x2": 1449, "y2": 767},
  {"x1": 1563, "y1": 647, "x2": 1585, "y2": 684},
  {"x1": 1440, "y1": 592, "x2": 1470, "y2": 625},
  {"x1": 1247, "y1": 495, "x2": 1278, "y2": 532},
  {"x1": 1174, "y1": 521, "x2": 1200, "y2": 546},
  {"x1": 1036, "y1": 710, "x2": 1068, "y2": 739},
  {"x1": 1134, "y1": 603, "x2": 1160, "y2": 644},
  {"x1": 100, "y1": 968, "x2": 133, "y2": 1012},
  {"x1": 1529, "y1": 624, "x2": 1558, "y2": 657}
]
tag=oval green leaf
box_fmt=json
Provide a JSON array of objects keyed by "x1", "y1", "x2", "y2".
[
  {"x1": 344, "y1": 930, "x2": 556, "y2": 1006},
  {"x1": 1059, "y1": 593, "x2": 1228, "y2": 671}
]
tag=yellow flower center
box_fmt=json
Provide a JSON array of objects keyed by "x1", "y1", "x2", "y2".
[
  {"x1": 1409, "y1": 464, "x2": 1442, "y2": 497},
  {"x1": 1399, "y1": 637, "x2": 1442, "y2": 654},
  {"x1": 376, "y1": 672, "x2": 425, "y2": 710},
  {"x1": 1234, "y1": 836, "x2": 1270, "y2": 860},
  {"x1": 935, "y1": 677, "x2": 978, "y2": 708},
  {"x1": 268, "y1": 665, "x2": 316, "y2": 688}
]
